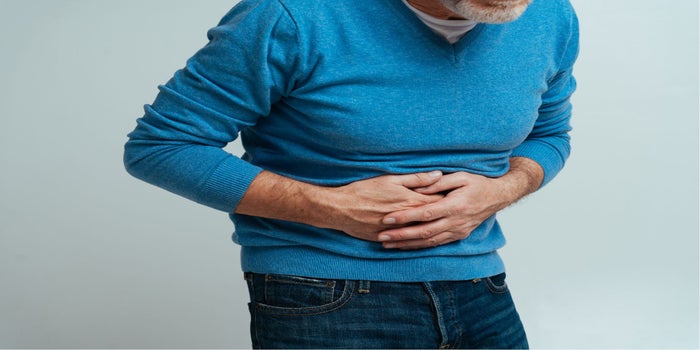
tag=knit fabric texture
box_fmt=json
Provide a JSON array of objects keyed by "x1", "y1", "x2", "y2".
[{"x1": 124, "y1": 0, "x2": 579, "y2": 281}]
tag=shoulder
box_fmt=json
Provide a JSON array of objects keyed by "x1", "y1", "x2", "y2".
[
  {"x1": 527, "y1": 0, "x2": 576, "y2": 15},
  {"x1": 209, "y1": 0, "x2": 301, "y2": 48},
  {"x1": 496, "y1": 0, "x2": 578, "y2": 72},
  {"x1": 216, "y1": 0, "x2": 290, "y2": 25},
  {"x1": 512, "y1": 0, "x2": 578, "y2": 47},
  {"x1": 522, "y1": 0, "x2": 578, "y2": 28}
]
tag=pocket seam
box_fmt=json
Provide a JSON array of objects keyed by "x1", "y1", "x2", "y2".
[
  {"x1": 484, "y1": 275, "x2": 509, "y2": 294},
  {"x1": 255, "y1": 279, "x2": 355, "y2": 316},
  {"x1": 265, "y1": 274, "x2": 336, "y2": 288}
]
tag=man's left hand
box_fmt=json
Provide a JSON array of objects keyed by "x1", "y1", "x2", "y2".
[{"x1": 377, "y1": 157, "x2": 544, "y2": 250}]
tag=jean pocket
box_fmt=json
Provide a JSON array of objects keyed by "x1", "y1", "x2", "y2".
[
  {"x1": 484, "y1": 273, "x2": 509, "y2": 294},
  {"x1": 251, "y1": 274, "x2": 353, "y2": 316}
]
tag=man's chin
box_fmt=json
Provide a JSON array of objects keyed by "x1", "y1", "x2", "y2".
[{"x1": 440, "y1": 0, "x2": 532, "y2": 24}]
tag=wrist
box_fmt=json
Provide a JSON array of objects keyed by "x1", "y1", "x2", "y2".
[
  {"x1": 298, "y1": 184, "x2": 341, "y2": 229},
  {"x1": 500, "y1": 157, "x2": 544, "y2": 204}
]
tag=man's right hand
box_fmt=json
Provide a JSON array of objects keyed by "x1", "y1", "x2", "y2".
[
  {"x1": 319, "y1": 171, "x2": 445, "y2": 241},
  {"x1": 235, "y1": 170, "x2": 444, "y2": 242}
]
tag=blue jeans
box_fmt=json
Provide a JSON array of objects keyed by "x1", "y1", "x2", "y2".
[{"x1": 244, "y1": 272, "x2": 528, "y2": 349}]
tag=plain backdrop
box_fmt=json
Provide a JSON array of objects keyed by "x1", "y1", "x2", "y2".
[{"x1": 0, "y1": 0, "x2": 698, "y2": 348}]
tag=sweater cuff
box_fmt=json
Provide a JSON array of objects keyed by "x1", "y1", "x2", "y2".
[
  {"x1": 198, "y1": 156, "x2": 264, "y2": 213},
  {"x1": 510, "y1": 140, "x2": 568, "y2": 187}
]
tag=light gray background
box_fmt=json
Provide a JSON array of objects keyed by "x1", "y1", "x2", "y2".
[{"x1": 0, "y1": 0, "x2": 697, "y2": 348}]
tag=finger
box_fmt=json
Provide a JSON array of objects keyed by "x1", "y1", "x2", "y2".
[
  {"x1": 383, "y1": 231, "x2": 460, "y2": 250},
  {"x1": 413, "y1": 172, "x2": 469, "y2": 194},
  {"x1": 382, "y1": 200, "x2": 451, "y2": 225},
  {"x1": 378, "y1": 218, "x2": 450, "y2": 242},
  {"x1": 394, "y1": 171, "x2": 442, "y2": 189}
]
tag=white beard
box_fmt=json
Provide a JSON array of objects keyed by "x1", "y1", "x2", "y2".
[{"x1": 439, "y1": 0, "x2": 533, "y2": 23}]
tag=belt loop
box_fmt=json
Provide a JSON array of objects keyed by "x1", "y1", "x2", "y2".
[{"x1": 358, "y1": 280, "x2": 371, "y2": 294}]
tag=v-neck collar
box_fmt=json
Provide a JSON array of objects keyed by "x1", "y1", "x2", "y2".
[{"x1": 385, "y1": 0, "x2": 486, "y2": 64}]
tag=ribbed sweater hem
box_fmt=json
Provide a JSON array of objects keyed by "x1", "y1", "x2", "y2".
[{"x1": 240, "y1": 245, "x2": 505, "y2": 282}]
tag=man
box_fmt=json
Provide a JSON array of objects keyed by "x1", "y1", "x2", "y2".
[{"x1": 124, "y1": 0, "x2": 578, "y2": 348}]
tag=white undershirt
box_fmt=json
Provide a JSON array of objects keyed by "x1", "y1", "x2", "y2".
[{"x1": 402, "y1": 0, "x2": 478, "y2": 44}]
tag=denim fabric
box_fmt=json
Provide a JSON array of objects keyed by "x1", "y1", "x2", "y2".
[{"x1": 244, "y1": 272, "x2": 528, "y2": 349}]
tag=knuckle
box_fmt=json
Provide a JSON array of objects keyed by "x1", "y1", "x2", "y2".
[
  {"x1": 453, "y1": 202, "x2": 469, "y2": 212},
  {"x1": 419, "y1": 228, "x2": 434, "y2": 239},
  {"x1": 413, "y1": 173, "x2": 428, "y2": 185}
]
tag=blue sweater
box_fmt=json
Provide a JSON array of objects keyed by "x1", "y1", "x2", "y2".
[{"x1": 124, "y1": 0, "x2": 578, "y2": 282}]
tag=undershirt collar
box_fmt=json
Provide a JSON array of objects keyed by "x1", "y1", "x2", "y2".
[{"x1": 402, "y1": 0, "x2": 478, "y2": 44}]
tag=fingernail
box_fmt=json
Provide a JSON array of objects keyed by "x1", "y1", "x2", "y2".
[
  {"x1": 383, "y1": 217, "x2": 396, "y2": 225},
  {"x1": 429, "y1": 171, "x2": 442, "y2": 178},
  {"x1": 378, "y1": 234, "x2": 391, "y2": 242},
  {"x1": 383, "y1": 243, "x2": 397, "y2": 249}
]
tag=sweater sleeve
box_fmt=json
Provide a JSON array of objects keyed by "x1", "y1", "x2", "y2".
[
  {"x1": 124, "y1": 0, "x2": 301, "y2": 212},
  {"x1": 510, "y1": 6, "x2": 579, "y2": 187}
]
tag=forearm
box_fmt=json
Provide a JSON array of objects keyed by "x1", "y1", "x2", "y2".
[
  {"x1": 377, "y1": 157, "x2": 545, "y2": 249},
  {"x1": 499, "y1": 156, "x2": 545, "y2": 207},
  {"x1": 234, "y1": 170, "x2": 445, "y2": 240},
  {"x1": 235, "y1": 170, "x2": 333, "y2": 229}
]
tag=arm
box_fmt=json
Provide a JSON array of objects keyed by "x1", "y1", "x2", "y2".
[
  {"x1": 124, "y1": 2, "x2": 450, "y2": 243},
  {"x1": 125, "y1": 2, "x2": 298, "y2": 213},
  {"x1": 235, "y1": 170, "x2": 445, "y2": 242},
  {"x1": 377, "y1": 157, "x2": 543, "y2": 249}
]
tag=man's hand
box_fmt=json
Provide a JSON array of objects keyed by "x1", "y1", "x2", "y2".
[
  {"x1": 320, "y1": 171, "x2": 445, "y2": 241},
  {"x1": 236, "y1": 158, "x2": 543, "y2": 248},
  {"x1": 377, "y1": 157, "x2": 544, "y2": 250},
  {"x1": 235, "y1": 170, "x2": 445, "y2": 242}
]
